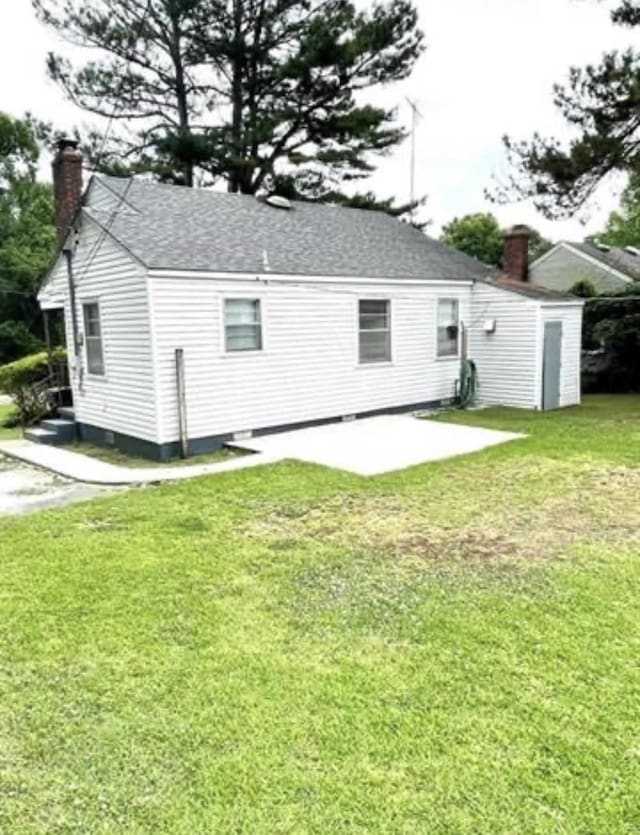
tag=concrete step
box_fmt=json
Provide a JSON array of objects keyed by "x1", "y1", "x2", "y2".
[
  {"x1": 57, "y1": 407, "x2": 75, "y2": 421},
  {"x1": 39, "y1": 418, "x2": 77, "y2": 443},
  {"x1": 24, "y1": 427, "x2": 59, "y2": 445}
]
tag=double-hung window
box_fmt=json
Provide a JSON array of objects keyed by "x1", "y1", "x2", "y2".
[
  {"x1": 224, "y1": 299, "x2": 262, "y2": 352},
  {"x1": 83, "y1": 302, "x2": 105, "y2": 375},
  {"x1": 359, "y1": 299, "x2": 391, "y2": 364},
  {"x1": 437, "y1": 298, "x2": 459, "y2": 358}
]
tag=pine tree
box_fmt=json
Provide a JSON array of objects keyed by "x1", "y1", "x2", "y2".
[
  {"x1": 34, "y1": 0, "x2": 424, "y2": 210},
  {"x1": 494, "y1": 0, "x2": 640, "y2": 219}
]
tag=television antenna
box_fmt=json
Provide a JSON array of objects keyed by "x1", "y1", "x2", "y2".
[{"x1": 405, "y1": 97, "x2": 423, "y2": 222}]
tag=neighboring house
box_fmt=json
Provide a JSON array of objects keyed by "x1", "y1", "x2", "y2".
[
  {"x1": 36, "y1": 141, "x2": 584, "y2": 461},
  {"x1": 531, "y1": 241, "x2": 640, "y2": 295}
]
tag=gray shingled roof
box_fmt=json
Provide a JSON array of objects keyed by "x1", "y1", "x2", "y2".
[
  {"x1": 571, "y1": 242, "x2": 640, "y2": 281},
  {"x1": 86, "y1": 175, "x2": 496, "y2": 282}
]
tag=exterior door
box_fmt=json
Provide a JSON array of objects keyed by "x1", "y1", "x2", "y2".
[{"x1": 542, "y1": 321, "x2": 562, "y2": 410}]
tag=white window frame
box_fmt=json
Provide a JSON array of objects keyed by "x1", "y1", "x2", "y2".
[
  {"x1": 358, "y1": 298, "x2": 392, "y2": 365},
  {"x1": 436, "y1": 298, "x2": 460, "y2": 359},
  {"x1": 82, "y1": 300, "x2": 106, "y2": 376},
  {"x1": 222, "y1": 296, "x2": 264, "y2": 355}
]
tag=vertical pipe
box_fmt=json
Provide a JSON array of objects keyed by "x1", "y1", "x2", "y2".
[{"x1": 175, "y1": 348, "x2": 189, "y2": 459}]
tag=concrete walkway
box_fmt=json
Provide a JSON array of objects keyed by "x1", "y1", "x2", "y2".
[
  {"x1": 0, "y1": 415, "x2": 524, "y2": 484},
  {"x1": 0, "y1": 440, "x2": 280, "y2": 486}
]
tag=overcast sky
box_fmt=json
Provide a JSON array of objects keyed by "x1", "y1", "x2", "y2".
[{"x1": 0, "y1": 0, "x2": 633, "y2": 241}]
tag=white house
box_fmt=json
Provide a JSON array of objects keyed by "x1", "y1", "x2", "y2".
[
  {"x1": 531, "y1": 240, "x2": 640, "y2": 295},
  {"x1": 36, "y1": 140, "x2": 584, "y2": 461}
]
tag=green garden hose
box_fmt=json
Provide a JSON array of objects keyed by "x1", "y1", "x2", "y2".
[{"x1": 459, "y1": 359, "x2": 478, "y2": 408}]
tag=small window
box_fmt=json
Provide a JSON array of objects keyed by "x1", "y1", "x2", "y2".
[
  {"x1": 437, "y1": 298, "x2": 459, "y2": 357},
  {"x1": 225, "y1": 299, "x2": 262, "y2": 352},
  {"x1": 359, "y1": 299, "x2": 391, "y2": 364},
  {"x1": 83, "y1": 302, "x2": 105, "y2": 375}
]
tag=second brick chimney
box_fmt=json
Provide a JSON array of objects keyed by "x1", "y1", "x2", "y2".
[
  {"x1": 503, "y1": 225, "x2": 530, "y2": 282},
  {"x1": 52, "y1": 138, "x2": 83, "y2": 245}
]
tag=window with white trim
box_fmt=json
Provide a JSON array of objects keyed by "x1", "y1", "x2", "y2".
[
  {"x1": 224, "y1": 299, "x2": 262, "y2": 352},
  {"x1": 83, "y1": 302, "x2": 105, "y2": 375},
  {"x1": 437, "y1": 298, "x2": 459, "y2": 357},
  {"x1": 359, "y1": 299, "x2": 391, "y2": 364}
]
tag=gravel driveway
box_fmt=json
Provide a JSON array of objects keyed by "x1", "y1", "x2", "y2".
[{"x1": 0, "y1": 453, "x2": 113, "y2": 515}]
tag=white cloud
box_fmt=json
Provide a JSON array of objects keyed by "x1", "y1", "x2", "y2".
[{"x1": 0, "y1": 0, "x2": 634, "y2": 242}]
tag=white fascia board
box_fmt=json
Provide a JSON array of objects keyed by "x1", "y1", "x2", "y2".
[
  {"x1": 530, "y1": 242, "x2": 564, "y2": 269},
  {"x1": 146, "y1": 269, "x2": 474, "y2": 287}
]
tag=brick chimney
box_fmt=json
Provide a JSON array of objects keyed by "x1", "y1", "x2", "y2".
[
  {"x1": 503, "y1": 225, "x2": 530, "y2": 282},
  {"x1": 52, "y1": 138, "x2": 83, "y2": 245}
]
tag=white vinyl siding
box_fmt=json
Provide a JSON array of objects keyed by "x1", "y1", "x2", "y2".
[
  {"x1": 468, "y1": 284, "x2": 541, "y2": 409},
  {"x1": 83, "y1": 302, "x2": 105, "y2": 375},
  {"x1": 224, "y1": 299, "x2": 262, "y2": 352},
  {"x1": 149, "y1": 277, "x2": 470, "y2": 444},
  {"x1": 437, "y1": 298, "x2": 459, "y2": 357},
  {"x1": 359, "y1": 299, "x2": 391, "y2": 363},
  {"x1": 43, "y1": 216, "x2": 158, "y2": 441}
]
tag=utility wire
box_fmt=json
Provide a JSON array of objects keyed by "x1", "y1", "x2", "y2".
[{"x1": 94, "y1": 0, "x2": 153, "y2": 169}]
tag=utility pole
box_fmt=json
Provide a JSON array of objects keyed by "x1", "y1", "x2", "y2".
[{"x1": 405, "y1": 97, "x2": 422, "y2": 223}]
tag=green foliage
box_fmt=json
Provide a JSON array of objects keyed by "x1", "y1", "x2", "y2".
[
  {"x1": 582, "y1": 294, "x2": 640, "y2": 391},
  {"x1": 0, "y1": 320, "x2": 43, "y2": 366},
  {"x1": 496, "y1": 2, "x2": 640, "y2": 219},
  {"x1": 599, "y1": 172, "x2": 640, "y2": 247},
  {"x1": 35, "y1": 0, "x2": 424, "y2": 205},
  {"x1": 440, "y1": 213, "x2": 552, "y2": 266},
  {"x1": 441, "y1": 213, "x2": 504, "y2": 265},
  {"x1": 0, "y1": 112, "x2": 57, "y2": 361},
  {"x1": 0, "y1": 348, "x2": 66, "y2": 425},
  {"x1": 570, "y1": 279, "x2": 598, "y2": 298}
]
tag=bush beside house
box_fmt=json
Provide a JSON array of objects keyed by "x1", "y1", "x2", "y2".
[{"x1": 582, "y1": 292, "x2": 640, "y2": 392}]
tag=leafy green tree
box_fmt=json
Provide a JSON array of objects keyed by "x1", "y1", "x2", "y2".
[
  {"x1": 0, "y1": 113, "x2": 56, "y2": 364},
  {"x1": 441, "y1": 213, "x2": 504, "y2": 266},
  {"x1": 441, "y1": 212, "x2": 553, "y2": 267},
  {"x1": 598, "y1": 172, "x2": 640, "y2": 247},
  {"x1": 34, "y1": 0, "x2": 424, "y2": 209},
  {"x1": 496, "y1": 1, "x2": 640, "y2": 218}
]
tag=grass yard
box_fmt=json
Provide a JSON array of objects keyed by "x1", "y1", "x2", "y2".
[
  {"x1": 0, "y1": 394, "x2": 639, "y2": 833},
  {"x1": 69, "y1": 441, "x2": 245, "y2": 469},
  {"x1": 0, "y1": 403, "x2": 21, "y2": 440}
]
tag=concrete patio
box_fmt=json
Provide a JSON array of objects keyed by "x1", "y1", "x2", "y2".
[{"x1": 0, "y1": 415, "x2": 524, "y2": 485}]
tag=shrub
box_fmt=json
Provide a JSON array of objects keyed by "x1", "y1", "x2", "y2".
[
  {"x1": 582, "y1": 294, "x2": 640, "y2": 392},
  {"x1": 0, "y1": 348, "x2": 67, "y2": 426},
  {"x1": 570, "y1": 279, "x2": 597, "y2": 298}
]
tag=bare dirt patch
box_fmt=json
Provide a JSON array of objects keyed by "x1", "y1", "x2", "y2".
[{"x1": 245, "y1": 458, "x2": 640, "y2": 566}]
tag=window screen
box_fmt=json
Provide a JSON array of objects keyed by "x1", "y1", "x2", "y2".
[
  {"x1": 359, "y1": 299, "x2": 391, "y2": 364},
  {"x1": 83, "y1": 302, "x2": 105, "y2": 375},
  {"x1": 225, "y1": 299, "x2": 262, "y2": 352},
  {"x1": 437, "y1": 299, "x2": 459, "y2": 357}
]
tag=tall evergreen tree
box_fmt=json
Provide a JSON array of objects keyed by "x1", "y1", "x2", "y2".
[
  {"x1": 495, "y1": 0, "x2": 640, "y2": 219},
  {"x1": 34, "y1": 0, "x2": 424, "y2": 209}
]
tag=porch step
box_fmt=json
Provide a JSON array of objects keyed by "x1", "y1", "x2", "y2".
[
  {"x1": 24, "y1": 427, "x2": 59, "y2": 445},
  {"x1": 25, "y1": 418, "x2": 77, "y2": 446},
  {"x1": 57, "y1": 407, "x2": 75, "y2": 421},
  {"x1": 40, "y1": 418, "x2": 77, "y2": 443}
]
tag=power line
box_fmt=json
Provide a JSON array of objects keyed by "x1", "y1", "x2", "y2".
[{"x1": 94, "y1": 0, "x2": 153, "y2": 168}]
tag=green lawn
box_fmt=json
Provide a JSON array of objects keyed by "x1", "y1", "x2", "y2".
[
  {"x1": 0, "y1": 403, "x2": 20, "y2": 440},
  {"x1": 0, "y1": 395, "x2": 639, "y2": 834}
]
